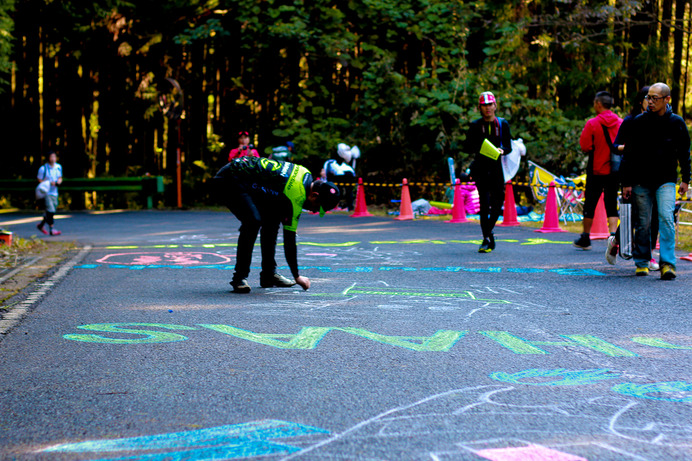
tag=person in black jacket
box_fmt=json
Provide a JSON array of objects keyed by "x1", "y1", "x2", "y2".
[
  {"x1": 466, "y1": 91, "x2": 512, "y2": 253},
  {"x1": 214, "y1": 157, "x2": 341, "y2": 293},
  {"x1": 621, "y1": 83, "x2": 691, "y2": 280}
]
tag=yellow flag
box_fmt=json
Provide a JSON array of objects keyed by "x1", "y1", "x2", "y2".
[{"x1": 480, "y1": 139, "x2": 501, "y2": 160}]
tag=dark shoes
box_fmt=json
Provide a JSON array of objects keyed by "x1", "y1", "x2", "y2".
[
  {"x1": 660, "y1": 264, "x2": 677, "y2": 280},
  {"x1": 573, "y1": 232, "x2": 591, "y2": 250},
  {"x1": 230, "y1": 279, "x2": 251, "y2": 294},
  {"x1": 260, "y1": 273, "x2": 296, "y2": 288},
  {"x1": 478, "y1": 234, "x2": 494, "y2": 253},
  {"x1": 231, "y1": 274, "x2": 296, "y2": 293}
]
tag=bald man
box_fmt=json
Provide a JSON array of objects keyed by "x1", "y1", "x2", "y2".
[{"x1": 621, "y1": 82, "x2": 691, "y2": 280}]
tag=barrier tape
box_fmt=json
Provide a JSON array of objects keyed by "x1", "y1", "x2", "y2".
[{"x1": 332, "y1": 181, "x2": 587, "y2": 192}]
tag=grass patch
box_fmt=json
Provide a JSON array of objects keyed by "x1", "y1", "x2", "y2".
[{"x1": 0, "y1": 236, "x2": 48, "y2": 268}]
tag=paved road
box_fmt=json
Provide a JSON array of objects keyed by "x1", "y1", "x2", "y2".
[{"x1": 0, "y1": 210, "x2": 691, "y2": 460}]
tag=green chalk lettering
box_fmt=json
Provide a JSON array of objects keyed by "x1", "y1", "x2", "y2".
[
  {"x1": 63, "y1": 323, "x2": 197, "y2": 344},
  {"x1": 480, "y1": 332, "x2": 638, "y2": 356},
  {"x1": 479, "y1": 331, "x2": 548, "y2": 354},
  {"x1": 559, "y1": 335, "x2": 638, "y2": 357},
  {"x1": 630, "y1": 337, "x2": 692, "y2": 350},
  {"x1": 198, "y1": 325, "x2": 331, "y2": 349},
  {"x1": 336, "y1": 328, "x2": 466, "y2": 351}
]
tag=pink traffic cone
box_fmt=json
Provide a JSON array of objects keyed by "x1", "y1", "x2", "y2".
[
  {"x1": 447, "y1": 179, "x2": 469, "y2": 223},
  {"x1": 350, "y1": 177, "x2": 373, "y2": 217},
  {"x1": 590, "y1": 193, "x2": 610, "y2": 240},
  {"x1": 499, "y1": 180, "x2": 520, "y2": 227},
  {"x1": 395, "y1": 178, "x2": 414, "y2": 221},
  {"x1": 535, "y1": 181, "x2": 566, "y2": 233}
]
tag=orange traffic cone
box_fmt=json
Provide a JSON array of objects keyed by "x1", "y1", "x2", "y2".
[
  {"x1": 447, "y1": 179, "x2": 469, "y2": 223},
  {"x1": 350, "y1": 177, "x2": 373, "y2": 218},
  {"x1": 395, "y1": 178, "x2": 414, "y2": 221},
  {"x1": 590, "y1": 193, "x2": 610, "y2": 240},
  {"x1": 535, "y1": 181, "x2": 566, "y2": 233},
  {"x1": 499, "y1": 180, "x2": 520, "y2": 227}
]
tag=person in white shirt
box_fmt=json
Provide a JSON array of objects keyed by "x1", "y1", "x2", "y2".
[{"x1": 36, "y1": 151, "x2": 63, "y2": 236}]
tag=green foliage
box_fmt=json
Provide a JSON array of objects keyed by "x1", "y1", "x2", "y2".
[
  {"x1": 2, "y1": 0, "x2": 676, "y2": 207},
  {"x1": 0, "y1": 0, "x2": 15, "y2": 91}
]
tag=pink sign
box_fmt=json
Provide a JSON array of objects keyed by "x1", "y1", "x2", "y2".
[{"x1": 96, "y1": 252, "x2": 232, "y2": 266}]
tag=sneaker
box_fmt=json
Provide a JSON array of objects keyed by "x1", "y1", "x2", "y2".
[
  {"x1": 478, "y1": 238, "x2": 492, "y2": 253},
  {"x1": 230, "y1": 279, "x2": 251, "y2": 293},
  {"x1": 605, "y1": 235, "x2": 618, "y2": 265},
  {"x1": 488, "y1": 233, "x2": 496, "y2": 251},
  {"x1": 648, "y1": 259, "x2": 660, "y2": 271},
  {"x1": 661, "y1": 264, "x2": 676, "y2": 280},
  {"x1": 49, "y1": 229, "x2": 62, "y2": 236},
  {"x1": 635, "y1": 267, "x2": 649, "y2": 276},
  {"x1": 260, "y1": 273, "x2": 296, "y2": 288},
  {"x1": 37, "y1": 224, "x2": 48, "y2": 235},
  {"x1": 573, "y1": 232, "x2": 591, "y2": 250}
]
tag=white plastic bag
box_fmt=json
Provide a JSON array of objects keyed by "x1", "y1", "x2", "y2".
[
  {"x1": 35, "y1": 180, "x2": 50, "y2": 200},
  {"x1": 502, "y1": 138, "x2": 526, "y2": 182}
]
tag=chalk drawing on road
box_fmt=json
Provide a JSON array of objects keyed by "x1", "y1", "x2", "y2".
[
  {"x1": 74, "y1": 263, "x2": 607, "y2": 276},
  {"x1": 281, "y1": 385, "x2": 692, "y2": 460},
  {"x1": 96, "y1": 252, "x2": 232, "y2": 266},
  {"x1": 101, "y1": 237, "x2": 578, "y2": 251},
  {"x1": 41, "y1": 419, "x2": 329, "y2": 460},
  {"x1": 490, "y1": 368, "x2": 623, "y2": 386}
]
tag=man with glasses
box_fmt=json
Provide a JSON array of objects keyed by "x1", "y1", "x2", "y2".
[
  {"x1": 621, "y1": 82, "x2": 691, "y2": 279},
  {"x1": 574, "y1": 91, "x2": 623, "y2": 250}
]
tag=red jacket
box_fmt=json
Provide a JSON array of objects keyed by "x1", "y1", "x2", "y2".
[
  {"x1": 579, "y1": 109, "x2": 623, "y2": 175},
  {"x1": 228, "y1": 147, "x2": 259, "y2": 161}
]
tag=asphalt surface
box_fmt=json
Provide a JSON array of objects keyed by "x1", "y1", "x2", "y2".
[{"x1": 0, "y1": 210, "x2": 691, "y2": 461}]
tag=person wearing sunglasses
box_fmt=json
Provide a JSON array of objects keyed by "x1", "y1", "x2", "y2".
[
  {"x1": 214, "y1": 156, "x2": 341, "y2": 293},
  {"x1": 621, "y1": 82, "x2": 691, "y2": 280},
  {"x1": 228, "y1": 131, "x2": 259, "y2": 161}
]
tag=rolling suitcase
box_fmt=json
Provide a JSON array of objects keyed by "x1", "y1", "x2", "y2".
[{"x1": 619, "y1": 198, "x2": 633, "y2": 260}]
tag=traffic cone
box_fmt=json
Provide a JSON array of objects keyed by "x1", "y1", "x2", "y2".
[
  {"x1": 395, "y1": 178, "x2": 414, "y2": 221},
  {"x1": 350, "y1": 177, "x2": 373, "y2": 218},
  {"x1": 535, "y1": 181, "x2": 566, "y2": 233},
  {"x1": 590, "y1": 193, "x2": 610, "y2": 240},
  {"x1": 447, "y1": 179, "x2": 469, "y2": 223},
  {"x1": 499, "y1": 180, "x2": 520, "y2": 227}
]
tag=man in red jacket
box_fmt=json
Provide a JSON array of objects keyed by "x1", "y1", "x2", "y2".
[{"x1": 574, "y1": 91, "x2": 623, "y2": 250}]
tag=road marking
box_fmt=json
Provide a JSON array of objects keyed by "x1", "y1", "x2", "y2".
[{"x1": 0, "y1": 245, "x2": 91, "y2": 336}]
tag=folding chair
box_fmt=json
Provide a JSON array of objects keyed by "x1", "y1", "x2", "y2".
[{"x1": 528, "y1": 160, "x2": 584, "y2": 223}]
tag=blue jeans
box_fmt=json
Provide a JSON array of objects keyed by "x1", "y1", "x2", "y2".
[{"x1": 633, "y1": 183, "x2": 677, "y2": 268}]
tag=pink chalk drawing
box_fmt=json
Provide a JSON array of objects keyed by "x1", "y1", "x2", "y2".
[
  {"x1": 96, "y1": 252, "x2": 232, "y2": 266},
  {"x1": 477, "y1": 444, "x2": 588, "y2": 461}
]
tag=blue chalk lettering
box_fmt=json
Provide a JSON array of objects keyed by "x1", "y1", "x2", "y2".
[
  {"x1": 490, "y1": 368, "x2": 621, "y2": 386},
  {"x1": 612, "y1": 381, "x2": 692, "y2": 402}
]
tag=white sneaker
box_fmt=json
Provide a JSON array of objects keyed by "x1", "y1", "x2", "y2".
[
  {"x1": 648, "y1": 259, "x2": 660, "y2": 271},
  {"x1": 605, "y1": 235, "x2": 618, "y2": 265}
]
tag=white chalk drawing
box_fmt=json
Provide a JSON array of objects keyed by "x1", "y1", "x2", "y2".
[{"x1": 280, "y1": 385, "x2": 692, "y2": 460}]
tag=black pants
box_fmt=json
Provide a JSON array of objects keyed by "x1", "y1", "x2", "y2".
[
  {"x1": 227, "y1": 192, "x2": 280, "y2": 282},
  {"x1": 476, "y1": 180, "x2": 504, "y2": 238}
]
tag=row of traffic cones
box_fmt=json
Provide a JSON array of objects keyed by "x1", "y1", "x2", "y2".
[{"x1": 350, "y1": 178, "x2": 611, "y2": 236}]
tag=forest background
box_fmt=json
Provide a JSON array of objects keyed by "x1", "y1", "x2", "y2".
[{"x1": 0, "y1": 0, "x2": 690, "y2": 208}]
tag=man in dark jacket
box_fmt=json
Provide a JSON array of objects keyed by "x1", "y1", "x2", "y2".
[
  {"x1": 214, "y1": 156, "x2": 340, "y2": 293},
  {"x1": 467, "y1": 91, "x2": 513, "y2": 253},
  {"x1": 621, "y1": 82, "x2": 691, "y2": 279}
]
